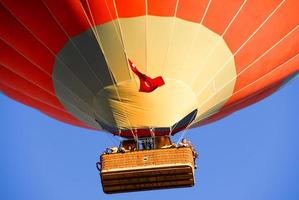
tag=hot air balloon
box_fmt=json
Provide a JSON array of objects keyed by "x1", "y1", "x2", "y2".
[{"x1": 0, "y1": 0, "x2": 298, "y2": 193}]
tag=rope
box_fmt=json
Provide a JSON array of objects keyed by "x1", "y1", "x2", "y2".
[
  {"x1": 0, "y1": 2, "x2": 113, "y2": 127},
  {"x1": 190, "y1": 0, "x2": 286, "y2": 94},
  {"x1": 192, "y1": 53, "x2": 299, "y2": 125},
  {"x1": 175, "y1": 111, "x2": 198, "y2": 145},
  {"x1": 172, "y1": 0, "x2": 289, "y2": 131},
  {"x1": 145, "y1": 0, "x2": 148, "y2": 74},
  {"x1": 191, "y1": 25, "x2": 298, "y2": 125},
  {"x1": 160, "y1": 0, "x2": 180, "y2": 76},
  {"x1": 176, "y1": 0, "x2": 246, "y2": 81},
  {"x1": 109, "y1": 0, "x2": 139, "y2": 89},
  {"x1": 82, "y1": 0, "x2": 138, "y2": 140},
  {"x1": 41, "y1": 0, "x2": 107, "y2": 89}
]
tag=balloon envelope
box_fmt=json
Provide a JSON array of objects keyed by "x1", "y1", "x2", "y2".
[{"x1": 0, "y1": 0, "x2": 298, "y2": 138}]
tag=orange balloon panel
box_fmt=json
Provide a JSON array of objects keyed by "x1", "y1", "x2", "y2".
[{"x1": 0, "y1": 0, "x2": 298, "y2": 138}]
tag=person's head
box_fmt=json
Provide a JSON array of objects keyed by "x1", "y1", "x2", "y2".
[{"x1": 182, "y1": 138, "x2": 187, "y2": 143}]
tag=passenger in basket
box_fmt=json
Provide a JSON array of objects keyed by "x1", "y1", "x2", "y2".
[
  {"x1": 105, "y1": 146, "x2": 118, "y2": 154},
  {"x1": 126, "y1": 145, "x2": 132, "y2": 152},
  {"x1": 179, "y1": 138, "x2": 193, "y2": 148},
  {"x1": 119, "y1": 146, "x2": 126, "y2": 153},
  {"x1": 119, "y1": 145, "x2": 136, "y2": 153},
  {"x1": 161, "y1": 143, "x2": 177, "y2": 149},
  {"x1": 178, "y1": 138, "x2": 198, "y2": 169}
]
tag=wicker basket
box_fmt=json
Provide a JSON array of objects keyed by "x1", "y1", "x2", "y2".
[{"x1": 99, "y1": 147, "x2": 195, "y2": 193}]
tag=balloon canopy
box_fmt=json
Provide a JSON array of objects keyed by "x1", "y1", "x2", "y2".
[{"x1": 1, "y1": 0, "x2": 298, "y2": 138}]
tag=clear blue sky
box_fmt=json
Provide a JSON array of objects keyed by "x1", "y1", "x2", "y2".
[{"x1": 1, "y1": 77, "x2": 298, "y2": 200}]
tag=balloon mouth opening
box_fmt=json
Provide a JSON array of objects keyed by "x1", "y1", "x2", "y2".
[{"x1": 95, "y1": 109, "x2": 198, "y2": 138}]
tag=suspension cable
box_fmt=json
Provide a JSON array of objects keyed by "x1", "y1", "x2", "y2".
[{"x1": 82, "y1": 0, "x2": 138, "y2": 140}]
